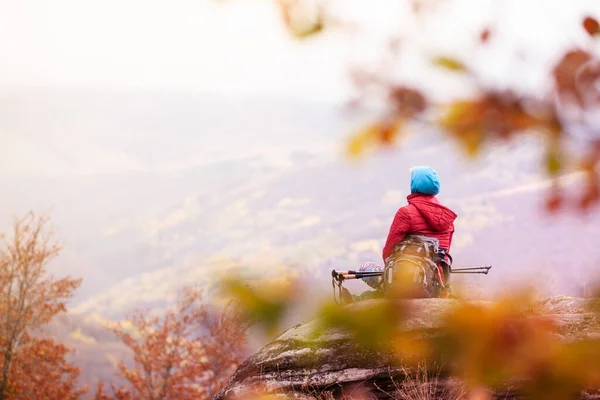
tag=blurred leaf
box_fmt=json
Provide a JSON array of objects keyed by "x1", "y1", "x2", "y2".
[
  {"x1": 277, "y1": 0, "x2": 326, "y2": 40},
  {"x1": 391, "y1": 333, "x2": 430, "y2": 364},
  {"x1": 521, "y1": 339, "x2": 600, "y2": 399},
  {"x1": 579, "y1": 173, "x2": 599, "y2": 210},
  {"x1": 439, "y1": 93, "x2": 560, "y2": 159},
  {"x1": 433, "y1": 56, "x2": 468, "y2": 72},
  {"x1": 438, "y1": 100, "x2": 481, "y2": 131},
  {"x1": 379, "y1": 122, "x2": 399, "y2": 145},
  {"x1": 221, "y1": 277, "x2": 299, "y2": 339},
  {"x1": 583, "y1": 16, "x2": 600, "y2": 36},
  {"x1": 388, "y1": 86, "x2": 428, "y2": 117},
  {"x1": 576, "y1": 60, "x2": 600, "y2": 105},
  {"x1": 347, "y1": 124, "x2": 380, "y2": 157},
  {"x1": 505, "y1": 106, "x2": 543, "y2": 133},
  {"x1": 347, "y1": 120, "x2": 405, "y2": 157},
  {"x1": 579, "y1": 141, "x2": 600, "y2": 174},
  {"x1": 544, "y1": 185, "x2": 563, "y2": 213},
  {"x1": 290, "y1": 20, "x2": 324, "y2": 39},
  {"x1": 541, "y1": 112, "x2": 563, "y2": 136},
  {"x1": 438, "y1": 100, "x2": 485, "y2": 156},
  {"x1": 480, "y1": 28, "x2": 491, "y2": 43},
  {"x1": 432, "y1": 294, "x2": 564, "y2": 390},
  {"x1": 461, "y1": 129, "x2": 484, "y2": 156},
  {"x1": 315, "y1": 300, "x2": 407, "y2": 352},
  {"x1": 577, "y1": 143, "x2": 600, "y2": 209},
  {"x1": 553, "y1": 50, "x2": 592, "y2": 107},
  {"x1": 545, "y1": 143, "x2": 562, "y2": 177}
]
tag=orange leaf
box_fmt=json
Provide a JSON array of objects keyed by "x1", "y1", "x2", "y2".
[
  {"x1": 347, "y1": 125, "x2": 378, "y2": 157},
  {"x1": 347, "y1": 120, "x2": 404, "y2": 157},
  {"x1": 461, "y1": 129, "x2": 484, "y2": 157},
  {"x1": 438, "y1": 100, "x2": 485, "y2": 151},
  {"x1": 583, "y1": 16, "x2": 600, "y2": 36}
]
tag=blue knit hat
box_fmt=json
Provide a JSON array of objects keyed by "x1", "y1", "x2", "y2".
[{"x1": 410, "y1": 166, "x2": 440, "y2": 195}]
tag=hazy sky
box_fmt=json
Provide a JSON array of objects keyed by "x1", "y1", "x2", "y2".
[
  {"x1": 0, "y1": 0, "x2": 598, "y2": 101},
  {"x1": 0, "y1": 0, "x2": 349, "y2": 101}
]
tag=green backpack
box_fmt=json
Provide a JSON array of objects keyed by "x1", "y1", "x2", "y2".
[{"x1": 383, "y1": 234, "x2": 451, "y2": 298}]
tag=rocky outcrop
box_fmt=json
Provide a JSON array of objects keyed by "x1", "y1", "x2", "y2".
[{"x1": 216, "y1": 296, "x2": 600, "y2": 399}]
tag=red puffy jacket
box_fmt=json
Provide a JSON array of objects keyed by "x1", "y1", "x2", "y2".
[{"x1": 382, "y1": 193, "x2": 458, "y2": 262}]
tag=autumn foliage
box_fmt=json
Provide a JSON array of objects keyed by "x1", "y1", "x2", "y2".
[
  {"x1": 0, "y1": 212, "x2": 252, "y2": 400},
  {"x1": 0, "y1": 213, "x2": 84, "y2": 399},
  {"x1": 95, "y1": 288, "x2": 251, "y2": 400},
  {"x1": 9, "y1": 337, "x2": 85, "y2": 399},
  {"x1": 274, "y1": 1, "x2": 600, "y2": 212}
]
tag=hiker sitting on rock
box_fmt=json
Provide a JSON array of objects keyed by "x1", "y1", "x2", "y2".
[
  {"x1": 381, "y1": 166, "x2": 457, "y2": 297},
  {"x1": 382, "y1": 166, "x2": 457, "y2": 263}
]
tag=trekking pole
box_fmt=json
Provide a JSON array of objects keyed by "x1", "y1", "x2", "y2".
[
  {"x1": 336, "y1": 271, "x2": 384, "y2": 280},
  {"x1": 344, "y1": 273, "x2": 385, "y2": 279},
  {"x1": 450, "y1": 265, "x2": 492, "y2": 275},
  {"x1": 344, "y1": 271, "x2": 384, "y2": 277},
  {"x1": 336, "y1": 270, "x2": 384, "y2": 276},
  {"x1": 333, "y1": 270, "x2": 384, "y2": 279},
  {"x1": 331, "y1": 270, "x2": 358, "y2": 305},
  {"x1": 451, "y1": 266, "x2": 491, "y2": 271}
]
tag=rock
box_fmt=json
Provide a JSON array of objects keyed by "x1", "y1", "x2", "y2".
[{"x1": 216, "y1": 297, "x2": 600, "y2": 399}]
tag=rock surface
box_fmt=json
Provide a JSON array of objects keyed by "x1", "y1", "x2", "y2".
[{"x1": 216, "y1": 296, "x2": 600, "y2": 399}]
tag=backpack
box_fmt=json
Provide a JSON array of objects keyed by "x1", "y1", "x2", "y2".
[{"x1": 383, "y1": 234, "x2": 451, "y2": 298}]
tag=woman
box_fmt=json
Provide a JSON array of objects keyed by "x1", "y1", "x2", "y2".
[
  {"x1": 352, "y1": 166, "x2": 458, "y2": 302},
  {"x1": 382, "y1": 166, "x2": 457, "y2": 264}
]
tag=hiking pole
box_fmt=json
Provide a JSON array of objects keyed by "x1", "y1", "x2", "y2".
[
  {"x1": 335, "y1": 270, "x2": 384, "y2": 280},
  {"x1": 339, "y1": 270, "x2": 384, "y2": 278},
  {"x1": 331, "y1": 270, "x2": 358, "y2": 305},
  {"x1": 332, "y1": 270, "x2": 385, "y2": 280},
  {"x1": 336, "y1": 270, "x2": 384, "y2": 276},
  {"x1": 450, "y1": 266, "x2": 492, "y2": 275},
  {"x1": 342, "y1": 273, "x2": 385, "y2": 279},
  {"x1": 451, "y1": 266, "x2": 492, "y2": 271}
]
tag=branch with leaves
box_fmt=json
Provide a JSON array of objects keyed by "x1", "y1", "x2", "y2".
[
  {"x1": 0, "y1": 212, "x2": 84, "y2": 400},
  {"x1": 271, "y1": 0, "x2": 600, "y2": 211},
  {"x1": 96, "y1": 288, "x2": 252, "y2": 400}
]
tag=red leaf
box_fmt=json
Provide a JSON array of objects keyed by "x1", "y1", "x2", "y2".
[
  {"x1": 544, "y1": 187, "x2": 563, "y2": 213},
  {"x1": 583, "y1": 16, "x2": 600, "y2": 36},
  {"x1": 579, "y1": 179, "x2": 599, "y2": 210},
  {"x1": 388, "y1": 86, "x2": 427, "y2": 117},
  {"x1": 553, "y1": 50, "x2": 593, "y2": 107},
  {"x1": 480, "y1": 28, "x2": 491, "y2": 43}
]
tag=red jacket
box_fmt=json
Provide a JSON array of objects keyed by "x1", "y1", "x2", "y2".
[{"x1": 382, "y1": 193, "x2": 457, "y2": 262}]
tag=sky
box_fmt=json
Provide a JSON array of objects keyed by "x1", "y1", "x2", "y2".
[
  {"x1": 0, "y1": 0, "x2": 349, "y2": 101},
  {"x1": 0, "y1": 0, "x2": 598, "y2": 101},
  {"x1": 1, "y1": 0, "x2": 599, "y2": 183}
]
